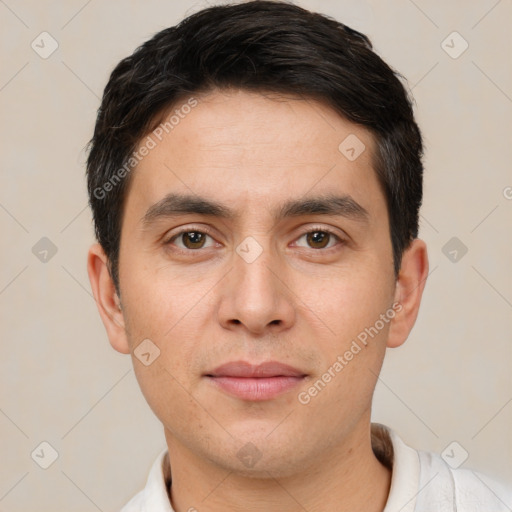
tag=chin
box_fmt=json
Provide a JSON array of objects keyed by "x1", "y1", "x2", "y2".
[{"x1": 205, "y1": 434, "x2": 311, "y2": 479}]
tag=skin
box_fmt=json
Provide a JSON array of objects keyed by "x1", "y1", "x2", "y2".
[{"x1": 88, "y1": 89, "x2": 428, "y2": 512}]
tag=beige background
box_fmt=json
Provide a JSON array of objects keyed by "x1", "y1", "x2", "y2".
[{"x1": 1, "y1": 0, "x2": 511, "y2": 510}]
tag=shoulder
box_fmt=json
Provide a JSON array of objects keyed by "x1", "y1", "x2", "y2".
[
  {"x1": 120, "y1": 490, "x2": 145, "y2": 512},
  {"x1": 416, "y1": 448, "x2": 512, "y2": 512},
  {"x1": 375, "y1": 424, "x2": 512, "y2": 512},
  {"x1": 119, "y1": 448, "x2": 173, "y2": 512}
]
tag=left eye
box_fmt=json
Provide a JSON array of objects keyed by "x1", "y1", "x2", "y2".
[{"x1": 295, "y1": 230, "x2": 341, "y2": 250}]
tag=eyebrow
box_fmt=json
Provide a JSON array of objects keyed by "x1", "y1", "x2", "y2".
[{"x1": 141, "y1": 192, "x2": 369, "y2": 227}]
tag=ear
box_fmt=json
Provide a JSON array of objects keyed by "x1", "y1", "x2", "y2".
[
  {"x1": 87, "y1": 243, "x2": 130, "y2": 354},
  {"x1": 386, "y1": 238, "x2": 429, "y2": 349}
]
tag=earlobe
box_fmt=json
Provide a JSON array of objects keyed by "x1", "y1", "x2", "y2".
[
  {"x1": 87, "y1": 243, "x2": 131, "y2": 354},
  {"x1": 386, "y1": 239, "x2": 429, "y2": 349}
]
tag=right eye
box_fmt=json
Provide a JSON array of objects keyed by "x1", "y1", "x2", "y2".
[{"x1": 164, "y1": 227, "x2": 218, "y2": 251}]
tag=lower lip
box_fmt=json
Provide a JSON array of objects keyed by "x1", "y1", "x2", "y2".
[{"x1": 206, "y1": 376, "x2": 305, "y2": 401}]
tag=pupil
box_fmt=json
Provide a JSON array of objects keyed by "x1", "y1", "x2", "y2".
[
  {"x1": 308, "y1": 231, "x2": 328, "y2": 248},
  {"x1": 185, "y1": 232, "x2": 204, "y2": 248}
]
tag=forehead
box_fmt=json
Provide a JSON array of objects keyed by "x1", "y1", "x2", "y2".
[{"x1": 122, "y1": 89, "x2": 384, "y2": 225}]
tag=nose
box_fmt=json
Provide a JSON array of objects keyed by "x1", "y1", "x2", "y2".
[{"x1": 217, "y1": 241, "x2": 296, "y2": 336}]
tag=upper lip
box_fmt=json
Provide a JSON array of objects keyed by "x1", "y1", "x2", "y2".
[{"x1": 206, "y1": 360, "x2": 306, "y2": 378}]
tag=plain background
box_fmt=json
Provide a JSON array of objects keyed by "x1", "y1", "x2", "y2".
[{"x1": 1, "y1": 0, "x2": 511, "y2": 510}]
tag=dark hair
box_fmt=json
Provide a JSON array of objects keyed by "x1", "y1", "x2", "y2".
[{"x1": 86, "y1": 0, "x2": 423, "y2": 297}]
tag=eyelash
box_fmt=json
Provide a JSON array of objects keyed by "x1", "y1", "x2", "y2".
[{"x1": 164, "y1": 225, "x2": 345, "y2": 254}]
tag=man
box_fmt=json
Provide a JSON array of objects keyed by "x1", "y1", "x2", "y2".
[{"x1": 86, "y1": 1, "x2": 511, "y2": 510}]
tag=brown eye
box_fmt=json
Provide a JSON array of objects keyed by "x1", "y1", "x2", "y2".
[
  {"x1": 180, "y1": 232, "x2": 206, "y2": 249},
  {"x1": 306, "y1": 231, "x2": 330, "y2": 249},
  {"x1": 295, "y1": 230, "x2": 341, "y2": 250},
  {"x1": 167, "y1": 230, "x2": 215, "y2": 250}
]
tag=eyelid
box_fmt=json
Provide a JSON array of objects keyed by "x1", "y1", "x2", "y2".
[{"x1": 298, "y1": 224, "x2": 346, "y2": 239}]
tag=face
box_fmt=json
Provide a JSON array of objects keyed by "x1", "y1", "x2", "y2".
[{"x1": 89, "y1": 89, "x2": 426, "y2": 478}]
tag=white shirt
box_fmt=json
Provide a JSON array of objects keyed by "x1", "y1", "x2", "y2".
[{"x1": 120, "y1": 424, "x2": 512, "y2": 511}]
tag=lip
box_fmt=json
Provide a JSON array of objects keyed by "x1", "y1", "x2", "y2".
[{"x1": 205, "y1": 361, "x2": 307, "y2": 401}]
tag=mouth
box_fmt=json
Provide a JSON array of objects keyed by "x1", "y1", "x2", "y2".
[{"x1": 204, "y1": 360, "x2": 308, "y2": 401}]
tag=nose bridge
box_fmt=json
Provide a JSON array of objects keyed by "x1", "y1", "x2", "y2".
[
  {"x1": 234, "y1": 234, "x2": 280, "y2": 303},
  {"x1": 218, "y1": 233, "x2": 295, "y2": 333}
]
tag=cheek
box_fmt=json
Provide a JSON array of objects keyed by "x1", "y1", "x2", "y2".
[
  {"x1": 121, "y1": 255, "x2": 196, "y2": 335},
  {"x1": 298, "y1": 290, "x2": 392, "y2": 418},
  {"x1": 131, "y1": 359, "x2": 208, "y2": 441},
  {"x1": 126, "y1": 257, "x2": 218, "y2": 351},
  {"x1": 124, "y1": 276, "x2": 207, "y2": 417},
  {"x1": 308, "y1": 266, "x2": 394, "y2": 338},
  {"x1": 301, "y1": 268, "x2": 395, "y2": 402}
]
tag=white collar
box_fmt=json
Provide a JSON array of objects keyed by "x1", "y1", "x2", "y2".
[{"x1": 381, "y1": 426, "x2": 421, "y2": 512}]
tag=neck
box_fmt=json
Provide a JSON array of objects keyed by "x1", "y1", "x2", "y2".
[{"x1": 164, "y1": 421, "x2": 392, "y2": 512}]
